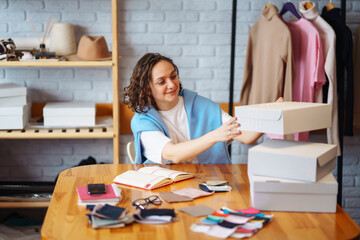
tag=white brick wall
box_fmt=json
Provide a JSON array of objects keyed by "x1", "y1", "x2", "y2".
[{"x1": 0, "y1": 0, "x2": 359, "y2": 225}]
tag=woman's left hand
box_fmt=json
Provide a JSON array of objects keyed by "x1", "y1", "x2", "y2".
[{"x1": 208, "y1": 116, "x2": 242, "y2": 142}]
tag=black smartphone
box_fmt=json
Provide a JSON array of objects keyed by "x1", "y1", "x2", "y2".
[{"x1": 87, "y1": 183, "x2": 106, "y2": 195}]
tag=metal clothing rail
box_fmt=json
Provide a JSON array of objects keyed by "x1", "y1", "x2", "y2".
[
  {"x1": 228, "y1": 0, "x2": 346, "y2": 206},
  {"x1": 337, "y1": 0, "x2": 346, "y2": 206}
]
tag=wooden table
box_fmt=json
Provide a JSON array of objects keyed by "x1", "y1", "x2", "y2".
[{"x1": 41, "y1": 164, "x2": 360, "y2": 240}]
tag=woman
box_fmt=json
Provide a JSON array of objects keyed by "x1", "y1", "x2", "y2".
[{"x1": 123, "y1": 53, "x2": 270, "y2": 164}]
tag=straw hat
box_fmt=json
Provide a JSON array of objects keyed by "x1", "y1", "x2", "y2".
[
  {"x1": 49, "y1": 23, "x2": 76, "y2": 56},
  {"x1": 65, "y1": 36, "x2": 112, "y2": 61}
]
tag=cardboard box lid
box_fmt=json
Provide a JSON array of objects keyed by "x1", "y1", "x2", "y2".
[
  {"x1": 43, "y1": 102, "x2": 95, "y2": 116},
  {"x1": 252, "y1": 173, "x2": 338, "y2": 194},
  {"x1": 0, "y1": 103, "x2": 29, "y2": 116},
  {"x1": 249, "y1": 139, "x2": 337, "y2": 167},
  {"x1": 0, "y1": 83, "x2": 27, "y2": 97},
  {"x1": 235, "y1": 101, "x2": 330, "y2": 121}
]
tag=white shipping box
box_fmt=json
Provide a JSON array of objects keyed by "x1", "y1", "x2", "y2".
[
  {"x1": 43, "y1": 102, "x2": 96, "y2": 116},
  {"x1": 248, "y1": 139, "x2": 336, "y2": 182},
  {"x1": 0, "y1": 103, "x2": 30, "y2": 129},
  {"x1": 234, "y1": 101, "x2": 331, "y2": 135},
  {"x1": 43, "y1": 102, "x2": 95, "y2": 127},
  {"x1": 249, "y1": 173, "x2": 338, "y2": 213},
  {"x1": 0, "y1": 83, "x2": 27, "y2": 98},
  {"x1": 44, "y1": 116, "x2": 95, "y2": 127},
  {"x1": 0, "y1": 95, "x2": 27, "y2": 106}
]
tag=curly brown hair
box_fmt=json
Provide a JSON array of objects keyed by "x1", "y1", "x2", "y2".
[{"x1": 122, "y1": 53, "x2": 182, "y2": 113}]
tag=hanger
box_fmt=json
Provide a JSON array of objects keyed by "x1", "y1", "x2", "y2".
[
  {"x1": 279, "y1": 1, "x2": 302, "y2": 19},
  {"x1": 326, "y1": 0, "x2": 335, "y2": 11},
  {"x1": 304, "y1": 0, "x2": 313, "y2": 10}
]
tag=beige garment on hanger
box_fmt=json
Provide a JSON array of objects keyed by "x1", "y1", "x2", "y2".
[{"x1": 240, "y1": 4, "x2": 294, "y2": 105}]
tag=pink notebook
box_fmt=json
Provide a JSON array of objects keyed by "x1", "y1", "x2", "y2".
[{"x1": 76, "y1": 184, "x2": 119, "y2": 201}]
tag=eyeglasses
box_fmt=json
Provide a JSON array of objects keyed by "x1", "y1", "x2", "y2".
[{"x1": 132, "y1": 195, "x2": 162, "y2": 209}]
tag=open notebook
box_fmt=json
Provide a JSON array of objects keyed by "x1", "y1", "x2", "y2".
[{"x1": 113, "y1": 166, "x2": 194, "y2": 190}]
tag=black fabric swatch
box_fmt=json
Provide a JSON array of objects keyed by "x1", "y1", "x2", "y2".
[{"x1": 140, "y1": 209, "x2": 175, "y2": 218}]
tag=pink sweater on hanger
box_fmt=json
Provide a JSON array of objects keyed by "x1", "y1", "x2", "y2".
[{"x1": 284, "y1": 17, "x2": 326, "y2": 141}]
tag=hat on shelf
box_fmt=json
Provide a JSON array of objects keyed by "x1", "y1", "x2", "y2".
[
  {"x1": 65, "y1": 35, "x2": 112, "y2": 61},
  {"x1": 49, "y1": 23, "x2": 76, "y2": 56}
]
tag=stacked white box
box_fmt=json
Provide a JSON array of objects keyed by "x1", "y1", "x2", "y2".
[
  {"x1": 249, "y1": 173, "x2": 338, "y2": 213},
  {"x1": 0, "y1": 83, "x2": 29, "y2": 129},
  {"x1": 0, "y1": 83, "x2": 27, "y2": 106},
  {"x1": 235, "y1": 101, "x2": 331, "y2": 135},
  {"x1": 43, "y1": 102, "x2": 96, "y2": 127},
  {"x1": 235, "y1": 101, "x2": 338, "y2": 213},
  {"x1": 248, "y1": 139, "x2": 337, "y2": 182},
  {"x1": 0, "y1": 103, "x2": 31, "y2": 129}
]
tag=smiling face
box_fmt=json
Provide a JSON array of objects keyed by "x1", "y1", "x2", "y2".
[{"x1": 150, "y1": 60, "x2": 180, "y2": 111}]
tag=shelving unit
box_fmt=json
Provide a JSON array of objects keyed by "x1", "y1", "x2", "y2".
[{"x1": 0, "y1": 0, "x2": 119, "y2": 208}]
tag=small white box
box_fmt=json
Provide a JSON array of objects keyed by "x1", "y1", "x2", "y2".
[
  {"x1": 44, "y1": 116, "x2": 95, "y2": 127},
  {"x1": 43, "y1": 102, "x2": 96, "y2": 116},
  {"x1": 248, "y1": 139, "x2": 337, "y2": 182},
  {"x1": 0, "y1": 95, "x2": 27, "y2": 106},
  {"x1": 0, "y1": 103, "x2": 30, "y2": 129},
  {"x1": 249, "y1": 173, "x2": 338, "y2": 213},
  {"x1": 0, "y1": 83, "x2": 27, "y2": 98},
  {"x1": 234, "y1": 101, "x2": 331, "y2": 134},
  {"x1": 43, "y1": 102, "x2": 96, "y2": 127}
]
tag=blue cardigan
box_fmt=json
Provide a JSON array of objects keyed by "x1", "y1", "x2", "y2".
[{"x1": 131, "y1": 89, "x2": 231, "y2": 164}]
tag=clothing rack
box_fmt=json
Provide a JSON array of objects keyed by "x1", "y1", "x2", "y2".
[{"x1": 228, "y1": 0, "x2": 346, "y2": 206}]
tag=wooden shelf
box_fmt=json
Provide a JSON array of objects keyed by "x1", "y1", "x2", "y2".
[
  {"x1": 0, "y1": 201, "x2": 49, "y2": 208},
  {"x1": 0, "y1": 60, "x2": 114, "y2": 68},
  {"x1": 0, "y1": 126, "x2": 114, "y2": 139}
]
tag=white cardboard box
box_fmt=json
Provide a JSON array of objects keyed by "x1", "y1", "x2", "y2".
[
  {"x1": 44, "y1": 116, "x2": 95, "y2": 127},
  {"x1": 249, "y1": 173, "x2": 338, "y2": 213},
  {"x1": 248, "y1": 139, "x2": 337, "y2": 182},
  {"x1": 43, "y1": 102, "x2": 96, "y2": 116},
  {"x1": 0, "y1": 95, "x2": 27, "y2": 106},
  {"x1": 0, "y1": 103, "x2": 30, "y2": 129},
  {"x1": 234, "y1": 101, "x2": 331, "y2": 134},
  {"x1": 0, "y1": 83, "x2": 27, "y2": 98},
  {"x1": 43, "y1": 102, "x2": 96, "y2": 127}
]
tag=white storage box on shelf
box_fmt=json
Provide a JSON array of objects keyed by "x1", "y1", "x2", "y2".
[
  {"x1": 248, "y1": 139, "x2": 337, "y2": 182},
  {"x1": 0, "y1": 95, "x2": 27, "y2": 107},
  {"x1": 0, "y1": 83, "x2": 27, "y2": 106},
  {"x1": 249, "y1": 173, "x2": 338, "y2": 213},
  {"x1": 234, "y1": 101, "x2": 331, "y2": 135},
  {"x1": 0, "y1": 83, "x2": 27, "y2": 98},
  {"x1": 0, "y1": 103, "x2": 30, "y2": 129},
  {"x1": 43, "y1": 102, "x2": 96, "y2": 127}
]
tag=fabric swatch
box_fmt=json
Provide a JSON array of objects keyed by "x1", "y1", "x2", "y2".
[
  {"x1": 224, "y1": 215, "x2": 251, "y2": 225},
  {"x1": 178, "y1": 205, "x2": 215, "y2": 217},
  {"x1": 218, "y1": 220, "x2": 240, "y2": 229},
  {"x1": 172, "y1": 187, "x2": 213, "y2": 199},
  {"x1": 139, "y1": 208, "x2": 175, "y2": 218},
  {"x1": 201, "y1": 218, "x2": 218, "y2": 225},
  {"x1": 231, "y1": 232, "x2": 253, "y2": 238},
  {"x1": 92, "y1": 204, "x2": 126, "y2": 220},
  {"x1": 190, "y1": 223, "x2": 212, "y2": 233},
  {"x1": 159, "y1": 192, "x2": 193, "y2": 203},
  {"x1": 211, "y1": 211, "x2": 229, "y2": 217},
  {"x1": 199, "y1": 184, "x2": 230, "y2": 193},
  {"x1": 236, "y1": 207, "x2": 260, "y2": 215},
  {"x1": 235, "y1": 228, "x2": 254, "y2": 234},
  {"x1": 206, "y1": 215, "x2": 224, "y2": 222},
  {"x1": 205, "y1": 225, "x2": 237, "y2": 239},
  {"x1": 241, "y1": 222, "x2": 263, "y2": 230},
  {"x1": 205, "y1": 180, "x2": 228, "y2": 186}
]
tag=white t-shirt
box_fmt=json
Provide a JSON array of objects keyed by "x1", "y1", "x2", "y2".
[{"x1": 140, "y1": 96, "x2": 232, "y2": 164}]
